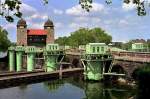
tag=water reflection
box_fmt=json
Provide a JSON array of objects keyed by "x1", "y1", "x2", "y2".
[
  {"x1": 43, "y1": 79, "x2": 64, "y2": 92},
  {"x1": 43, "y1": 78, "x2": 135, "y2": 99},
  {"x1": 0, "y1": 77, "x2": 136, "y2": 99}
]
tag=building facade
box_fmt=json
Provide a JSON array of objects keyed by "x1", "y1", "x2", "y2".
[
  {"x1": 132, "y1": 43, "x2": 148, "y2": 52},
  {"x1": 17, "y1": 18, "x2": 54, "y2": 47}
]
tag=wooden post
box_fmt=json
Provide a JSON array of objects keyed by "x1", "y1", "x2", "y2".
[{"x1": 59, "y1": 64, "x2": 62, "y2": 79}]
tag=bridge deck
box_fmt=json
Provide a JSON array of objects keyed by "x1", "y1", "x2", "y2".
[
  {"x1": 111, "y1": 51, "x2": 150, "y2": 63},
  {"x1": 114, "y1": 56, "x2": 150, "y2": 63},
  {"x1": 0, "y1": 68, "x2": 83, "y2": 86}
]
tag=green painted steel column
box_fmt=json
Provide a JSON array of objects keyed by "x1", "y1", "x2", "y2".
[
  {"x1": 16, "y1": 52, "x2": 23, "y2": 71},
  {"x1": 46, "y1": 55, "x2": 57, "y2": 72},
  {"x1": 27, "y1": 53, "x2": 35, "y2": 72},
  {"x1": 9, "y1": 50, "x2": 15, "y2": 71},
  {"x1": 86, "y1": 61, "x2": 103, "y2": 80}
]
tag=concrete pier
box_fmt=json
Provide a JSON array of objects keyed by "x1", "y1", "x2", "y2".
[
  {"x1": 8, "y1": 47, "x2": 15, "y2": 71},
  {"x1": 26, "y1": 47, "x2": 36, "y2": 72}
]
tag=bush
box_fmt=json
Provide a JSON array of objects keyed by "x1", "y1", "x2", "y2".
[{"x1": 133, "y1": 64, "x2": 150, "y2": 99}]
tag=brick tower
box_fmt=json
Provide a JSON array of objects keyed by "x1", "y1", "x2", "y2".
[
  {"x1": 44, "y1": 19, "x2": 54, "y2": 44},
  {"x1": 16, "y1": 18, "x2": 54, "y2": 46},
  {"x1": 17, "y1": 18, "x2": 27, "y2": 46}
]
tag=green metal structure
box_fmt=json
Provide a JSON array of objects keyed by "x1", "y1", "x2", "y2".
[
  {"x1": 81, "y1": 43, "x2": 113, "y2": 81},
  {"x1": 132, "y1": 43, "x2": 149, "y2": 52},
  {"x1": 8, "y1": 43, "x2": 64, "y2": 72},
  {"x1": 44, "y1": 44, "x2": 64, "y2": 72},
  {"x1": 8, "y1": 46, "x2": 15, "y2": 71},
  {"x1": 15, "y1": 46, "x2": 25, "y2": 71},
  {"x1": 25, "y1": 46, "x2": 36, "y2": 72}
]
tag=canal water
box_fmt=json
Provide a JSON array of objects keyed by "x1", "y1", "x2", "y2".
[{"x1": 0, "y1": 77, "x2": 136, "y2": 99}]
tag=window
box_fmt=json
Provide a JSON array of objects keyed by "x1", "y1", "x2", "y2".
[
  {"x1": 55, "y1": 46, "x2": 57, "y2": 50},
  {"x1": 93, "y1": 47, "x2": 95, "y2": 53},
  {"x1": 97, "y1": 47, "x2": 99, "y2": 52},
  {"x1": 101, "y1": 47, "x2": 104, "y2": 52}
]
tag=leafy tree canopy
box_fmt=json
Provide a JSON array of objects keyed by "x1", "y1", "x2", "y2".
[
  {"x1": 0, "y1": 26, "x2": 11, "y2": 51},
  {"x1": 0, "y1": 0, "x2": 149, "y2": 22},
  {"x1": 55, "y1": 27, "x2": 112, "y2": 47}
]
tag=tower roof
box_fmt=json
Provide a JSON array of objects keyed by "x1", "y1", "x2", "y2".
[
  {"x1": 27, "y1": 29, "x2": 47, "y2": 35},
  {"x1": 17, "y1": 18, "x2": 26, "y2": 27},
  {"x1": 44, "y1": 19, "x2": 54, "y2": 27}
]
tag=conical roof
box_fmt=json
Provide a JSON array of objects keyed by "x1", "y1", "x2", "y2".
[
  {"x1": 17, "y1": 18, "x2": 26, "y2": 27},
  {"x1": 44, "y1": 19, "x2": 54, "y2": 27}
]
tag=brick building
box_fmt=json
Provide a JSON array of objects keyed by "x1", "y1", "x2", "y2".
[{"x1": 17, "y1": 18, "x2": 54, "y2": 47}]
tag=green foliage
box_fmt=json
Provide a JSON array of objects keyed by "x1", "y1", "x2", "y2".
[
  {"x1": 146, "y1": 40, "x2": 150, "y2": 52},
  {"x1": 132, "y1": 64, "x2": 150, "y2": 80},
  {"x1": 54, "y1": 36, "x2": 69, "y2": 46},
  {"x1": 55, "y1": 27, "x2": 112, "y2": 47},
  {"x1": 0, "y1": 0, "x2": 22, "y2": 22},
  {"x1": 0, "y1": 0, "x2": 149, "y2": 22},
  {"x1": 0, "y1": 0, "x2": 48, "y2": 22},
  {"x1": 0, "y1": 26, "x2": 11, "y2": 51},
  {"x1": 121, "y1": 39, "x2": 150, "y2": 51},
  {"x1": 132, "y1": 64, "x2": 150, "y2": 98},
  {"x1": 122, "y1": 41, "x2": 133, "y2": 50},
  {"x1": 79, "y1": 0, "x2": 148, "y2": 16}
]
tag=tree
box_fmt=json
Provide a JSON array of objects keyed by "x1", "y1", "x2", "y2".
[
  {"x1": 0, "y1": 0, "x2": 149, "y2": 22},
  {"x1": 55, "y1": 27, "x2": 112, "y2": 47},
  {"x1": 0, "y1": 0, "x2": 48, "y2": 22},
  {"x1": 146, "y1": 39, "x2": 150, "y2": 52},
  {"x1": 122, "y1": 41, "x2": 133, "y2": 50},
  {"x1": 0, "y1": 26, "x2": 11, "y2": 51},
  {"x1": 80, "y1": 0, "x2": 148, "y2": 16},
  {"x1": 55, "y1": 36, "x2": 69, "y2": 46}
]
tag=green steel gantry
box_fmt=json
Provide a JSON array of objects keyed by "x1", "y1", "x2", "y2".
[
  {"x1": 8, "y1": 44, "x2": 64, "y2": 72},
  {"x1": 81, "y1": 43, "x2": 113, "y2": 81},
  {"x1": 44, "y1": 44, "x2": 64, "y2": 72}
]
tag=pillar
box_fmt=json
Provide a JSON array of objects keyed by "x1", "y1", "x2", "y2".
[
  {"x1": 27, "y1": 53, "x2": 35, "y2": 72},
  {"x1": 46, "y1": 55, "x2": 57, "y2": 72},
  {"x1": 16, "y1": 52, "x2": 23, "y2": 71},
  {"x1": 86, "y1": 61, "x2": 103, "y2": 81},
  {"x1": 9, "y1": 50, "x2": 15, "y2": 71}
]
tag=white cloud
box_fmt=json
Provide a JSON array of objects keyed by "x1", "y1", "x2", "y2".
[
  {"x1": 3, "y1": 23, "x2": 16, "y2": 30},
  {"x1": 30, "y1": 14, "x2": 48, "y2": 20},
  {"x1": 19, "y1": 3, "x2": 49, "y2": 26},
  {"x1": 119, "y1": 19, "x2": 129, "y2": 26},
  {"x1": 21, "y1": 3, "x2": 37, "y2": 16},
  {"x1": 104, "y1": 20, "x2": 114, "y2": 25},
  {"x1": 74, "y1": 16, "x2": 101, "y2": 23},
  {"x1": 66, "y1": 3, "x2": 105, "y2": 16},
  {"x1": 20, "y1": 3, "x2": 48, "y2": 22},
  {"x1": 122, "y1": 2, "x2": 137, "y2": 11},
  {"x1": 91, "y1": 17, "x2": 101, "y2": 23},
  {"x1": 69, "y1": 22, "x2": 88, "y2": 29},
  {"x1": 28, "y1": 22, "x2": 43, "y2": 29},
  {"x1": 55, "y1": 22, "x2": 64, "y2": 28},
  {"x1": 66, "y1": 5, "x2": 88, "y2": 16},
  {"x1": 53, "y1": 9, "x2": 63, "y2": 15},
  {"x1": 74, "y1": 17, "x2": 89, "y2": 22},
  {"x1": 69, "y1": 23, "x2": 79, "y2": 28}
]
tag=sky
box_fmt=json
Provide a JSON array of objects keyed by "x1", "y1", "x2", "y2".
[{"x1": 0, "y1": 0, "x2": 150, "y2": 42}]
